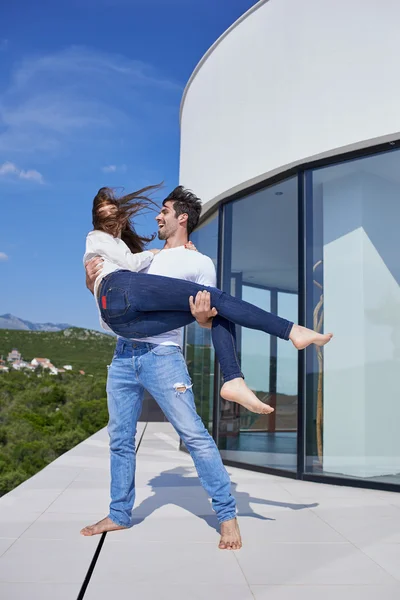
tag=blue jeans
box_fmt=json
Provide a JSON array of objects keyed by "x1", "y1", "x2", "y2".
[
  {"x1": 106, "y1": 338, "x2": 237, "y2": 527},
  {"x1": 99, "y1": 270, "x2": 293, "y2": 383}
]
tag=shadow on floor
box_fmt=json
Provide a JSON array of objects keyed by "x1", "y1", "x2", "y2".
[{"x1": 131, "y1": 466, "x2": 318, "y2": 532}]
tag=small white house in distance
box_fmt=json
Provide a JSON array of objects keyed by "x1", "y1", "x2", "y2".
[
  {"x1": 12, "y1": 361, "x2": 32, "y2": 371},
  {"x1": 63, "y1": 365, "x2": 73, "y2": 371},
  {"x1": 7, "y1": 349, "x2": 21, "y2": 363},
  {"x1": 31, "y1": 358, "x2": 51, "y2": 368},
  {"x1": 0, "y1": 365, "x2": 9, "y2": 373}
]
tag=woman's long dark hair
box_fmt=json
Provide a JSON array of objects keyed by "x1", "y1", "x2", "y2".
[{"x1": 92, "y1": 184, "x2": 161, "y2": 253}]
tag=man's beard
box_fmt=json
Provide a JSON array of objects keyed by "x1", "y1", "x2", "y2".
[{"x1": 157, "y1": 228, "x2": 168, "y2": 240}]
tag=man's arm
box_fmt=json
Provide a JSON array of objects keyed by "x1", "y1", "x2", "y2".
[{"x1": 85, "y1": 257, "x2": 103, "y2": 295}]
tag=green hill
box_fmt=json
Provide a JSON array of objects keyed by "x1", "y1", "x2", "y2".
[
  {"x1": 0, "y1": 327, "x2": 118, "y2": 497},
  {"x1": 0, "y1": 327, "x2": 116, "y2": 375}
]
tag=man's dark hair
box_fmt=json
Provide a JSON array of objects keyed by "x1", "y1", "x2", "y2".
[{"x1": 163, "y1": 186, "x2": 202, "y2": 235}]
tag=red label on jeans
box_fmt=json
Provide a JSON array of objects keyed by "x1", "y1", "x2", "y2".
[{"x1": 101, "y1": 296, "x2": 107, "y2": 309}]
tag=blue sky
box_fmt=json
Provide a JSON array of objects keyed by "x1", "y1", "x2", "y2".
[{"x1": 0, "y1": 0, "x2": 258, "y2": 330}]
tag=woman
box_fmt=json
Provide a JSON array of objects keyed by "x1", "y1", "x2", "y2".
[{"x1": 84, "y1": 186, "x2": 333, "y2": 415}]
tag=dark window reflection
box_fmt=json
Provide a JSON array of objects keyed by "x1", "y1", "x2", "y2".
[{"x1": 185, "y1": 214, "x2": 219, "y2": 433}]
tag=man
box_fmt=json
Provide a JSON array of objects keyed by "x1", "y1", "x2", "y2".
[{"x1": 80, "y1": 186, "x2": 242, "y2": 550}]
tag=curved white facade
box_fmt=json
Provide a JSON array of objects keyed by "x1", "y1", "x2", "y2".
[
  {"x1": 180, "y1": 0, "x2": 400, "y2": 211},
  {"x1": 181, "y1": 0, "x2": 400, "y2": 488}
]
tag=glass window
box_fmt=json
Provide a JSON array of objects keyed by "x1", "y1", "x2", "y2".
[
  {"x1": 305, "y1": 148, "x2": 400, "y2": 486},
  {"x1": 185, "y1": 212, "x2": 219, "y2": 433},
  {"x1": 218, "y1": 177, "x2": 298, "y2": 470}
]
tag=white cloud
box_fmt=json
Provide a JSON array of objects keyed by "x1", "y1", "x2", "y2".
[
  {"x1": 102, "y1": 164, "x2": 127, "y2": 173},
  {"x1": 19, "y1": 169, "x2": 44, "y2": 183},
  {"x1": 0, "y1": 161, "x2": 44, "y2": 184},
  {"x1": 0, "y1": 47, "x2": 182, "y2": 155},
  {"x1": 0, "y1": 253, "x2": 9, "y2": 261},
  {"x1": 11, "y1": 46, "x2": 181, "y2": 92}
]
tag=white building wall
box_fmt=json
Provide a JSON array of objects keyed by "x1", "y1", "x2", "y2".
[{"x1": 180, "y1": 0, "x2": 400, "y2": 211}]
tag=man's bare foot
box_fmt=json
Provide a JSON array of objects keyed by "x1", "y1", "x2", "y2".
[
  {"x1": 219, "y1": 518, "x2": 242, "y2": 550},
  {"x1": 221, "y1": 378, "x2": 274, "y2": 414},
  {"x1": 80, "y1": 516, "x2": 128, "y2": 536},
  {"x1": 289, "y1": 324, "x2": 333, "y2": 350}
]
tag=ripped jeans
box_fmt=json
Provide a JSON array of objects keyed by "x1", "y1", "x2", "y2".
[{"x1": 106, "y1": 338, "x2": 237, "y2": 527}]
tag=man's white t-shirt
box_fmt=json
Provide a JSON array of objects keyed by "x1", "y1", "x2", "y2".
[{"x1": 128, "y1": 246, "x2": 217, "y2": 348}]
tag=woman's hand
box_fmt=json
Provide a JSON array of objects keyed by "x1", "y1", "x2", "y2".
[
  {"x1": 84, "y1": 257, "x2": 103, "y2": 295},
  {"x1": 149, "y1": 249, "x2": 161, "y2": 255},
  {"x1": 184, "y1": 241, "x2": 198, "y2": 252}
]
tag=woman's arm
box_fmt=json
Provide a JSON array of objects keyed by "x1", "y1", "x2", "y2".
[{"x1": 85, "y1": 230, "x2": 154, "y2": 272}]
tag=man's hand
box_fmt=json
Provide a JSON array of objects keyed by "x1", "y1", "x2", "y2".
[
  {"x1": 189, "y1": 291, "x2": 218, "y2": 328},
  {"x1": 85, "y1": 257, "x2": 103, "y2": 295},
  {"x1": 184, "y1": 241, "x2": 197, "y2": 251}
]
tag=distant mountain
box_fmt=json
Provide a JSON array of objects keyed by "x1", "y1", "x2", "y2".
[{"x1": 0, "y1": 314, "x2": 74, "y2": 332}]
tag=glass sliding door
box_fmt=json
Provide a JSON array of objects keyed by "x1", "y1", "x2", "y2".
[
  {"x1": 185, "y1": 145, "x2": 400, "y2": 491},
  {"x1": 305, "y1": 148, "x2": 400, "y2": 486},
  {"x1": 218, "y1": 177, "x2": 299, "y2": 470}
]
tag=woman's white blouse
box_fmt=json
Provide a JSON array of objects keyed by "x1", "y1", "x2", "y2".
[{"x1": 83, "y1": 230, "x2": 154, "y2": 331}]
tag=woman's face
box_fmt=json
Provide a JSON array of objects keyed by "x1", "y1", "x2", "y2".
[
  {"x1": 97, "y1": 202, "x2": 121, "y2": 236},
  {"x1": 98, "y1": 202, "x2": 118, "y2": 219}
]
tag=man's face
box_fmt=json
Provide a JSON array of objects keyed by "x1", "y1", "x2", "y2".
[{"x1": 156, "y1": 201, "x2": 181, "y2": 240}]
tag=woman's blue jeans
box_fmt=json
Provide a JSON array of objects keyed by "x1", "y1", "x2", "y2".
[{"x1": 99, "y1": 270, "x2": 294, "y2": 383}]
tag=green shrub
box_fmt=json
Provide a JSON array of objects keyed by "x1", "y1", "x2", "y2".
[
  {"x1": 0, "y1": 469, "x2": 29, "y2": 496},
  {"x1": 0, "y1": 332, "x2": 112, "y2": 496}
]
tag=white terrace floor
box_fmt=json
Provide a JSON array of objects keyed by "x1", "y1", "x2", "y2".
[{"x1": 0, "y1": 422, "x2": 400, "y2": 600}]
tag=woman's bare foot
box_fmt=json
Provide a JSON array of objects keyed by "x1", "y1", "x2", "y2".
[
  {"x1": 221, "y1": 378, "x2": 274, "y2": 414},
  {"x1": 80, "y1": 516, "x2": 128, "y2": 536},
  {"x1": 219, "y1": 518, "x2": 242, "y2": 550},
  {"x1": 289, "y1": 324, "x2": 333, "y2": 350}
]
